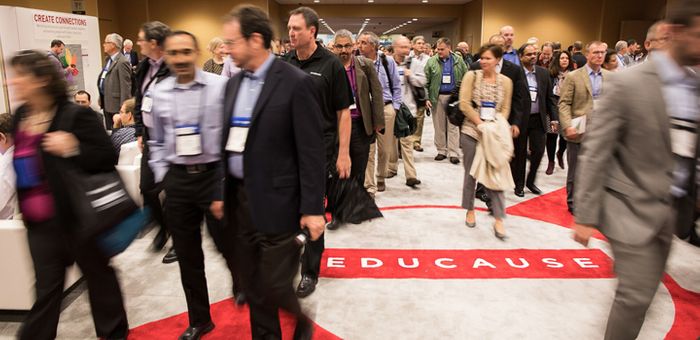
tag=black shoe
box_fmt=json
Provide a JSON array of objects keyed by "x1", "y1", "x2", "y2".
[
  {"x1": 162, "y1": 247, "x2": 178, "y2": 264},
  {"x1": 296, "y1": 275, "x2": 317, "y2": 298},
  {"x1": 514, "y1": 188, "x2": 525, "y2": 197},
  {"x1": 178, "y1": 322, "x2": 214, "y2": 340},
  {"x1": 434, "y1": 154, "x2": 447, "y2": 161},
  {"x1": 557, "y1": 151, "x2": 565, "y2": 169},
  {"x1": 377, "y1": 181, "x2": 386, "y2": 192},
  {"x1": 406, "y1": 178, "x2": 421, "y2": 187},
  {"x1": 326, "y1": 220, "x2": 343, "y2": 230},
  {"x1": 527, "y1": 184, "x2": 542, "y2": 195},
  {"x1": 150, "y1": 228, "x2": 168, "y2": 252},
  {"x1": 293, "y1": 317, "x2": 314, "y2": 340},
  {"x1": 449, "y1": 157, "x2": 460, "y2": 164},
  {"x1": 234, "y1": 292, "x2": 246, "y2": 306},
  {"x1": 414, "y1": 145, "x2": 424, "y2": 152}
]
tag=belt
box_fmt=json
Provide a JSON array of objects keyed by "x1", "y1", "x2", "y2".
[
  {"x1": 173, "y1": 161, "x2": 219, "y2": 174},
  {"x1": 439, "y1": 92, "x2": 452, "y2": 95},
  {"x1": 384, "y1": 101, "x2": 393, "y2": 105}
]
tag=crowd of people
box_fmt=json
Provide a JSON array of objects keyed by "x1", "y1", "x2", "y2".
[{"x1": 0, "y1": 1, "x2": 699, "y2": 339}]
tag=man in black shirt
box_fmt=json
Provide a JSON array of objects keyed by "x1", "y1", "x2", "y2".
[{"x1": 284, "y1": 6, "x2": 354, "y2": 298}]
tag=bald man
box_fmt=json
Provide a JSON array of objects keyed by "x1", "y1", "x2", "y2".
[
  {"x1": 500, "y1": 25, "x2": 520, "y2": 66},
  {"x1": 456, "y1": 41, "x2": 473, "y2": 66}
]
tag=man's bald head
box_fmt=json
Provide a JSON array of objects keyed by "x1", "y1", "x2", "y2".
[
  {"x1": 499, "y1": 25, "x2": 515, "y2": 48},
  {"x1": 392, "y1": 35, "x2": 411, "y2": 58}
]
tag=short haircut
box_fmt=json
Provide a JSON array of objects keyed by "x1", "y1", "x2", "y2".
[
  {"x1": 518, "y1": 43, "x2": 537, "y2": 56},
  {"x1": 411, "y1": 35, "x2": 425, "y2": 44},
  {"x1": 50, "y1": 39, "x2": 64, "y2": 48},
  {"x1": 360, "y1": 31, "x2": 380, "y2": 49},
  {"x1": 436, "y1": 37, "x2": 452, "y2": 47},
  {"x1": 123, "y1": 39, "x2": 133, "y2": 47},
  {"x1": 75, "y1": 90, "x2": 91, "y2": 101},
  {"x1": 488, "y1": 34, "x2": 504, "y2": 44},
  {"x1": 168, "y1": 30, "x2": 199, "y2": 50},
  {"x1": 541, "y1": 42, "x2": 554, "y2": 50},
  {"x1": 141, "y1": 21, "x2": 172, "y2": 47},
  {"x1": 122, "y1": 98, "x2": 136, "y2": 114},
  {"x1": 479, "y1": 43, "x2": 504, "y2": 59},
  {"x1": 392, "y1": 35, "x2": 410, "y2": 46},
  {"x1": 208, "y1": 37, "x2": 224, "y2": 53},
  {"x1": 0, "y1": 113, "x2": 12, "y2": 135},
  {"x1": 552, "y1": 41, "x2": 562, "y2": 51},
  {"x1": 605, "y1": 49, "x2": 618, "y2": 63},
  {"x1": 225, "y1": 5, "x2": 274, "y2": 49},
  {"x1": 585, "y1": 41, "x2": 605, "y2": 52},
  {"x1": 573, "y1": 41, "x2": 583, "y2": 50},
  {"x1": 333, "y1": 29, "x2": 354, "y2": 44},
  {"x1": 614, "y1": 40, "x2": 628, "y2": 52},
  {"x1": 626, "y1": 38, "x2": 638, "y2": 46},
  {"x1": 289, "y1": 7, "x2": 320, "y2": 38},
  {"x1": 105, "y1": 33, "x2": 124, "y2": 50},
  {"x1": 667, "y1": 0, "x2": 700, "y2": 27}
]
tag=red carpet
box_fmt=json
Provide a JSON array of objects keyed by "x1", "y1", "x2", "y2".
[{"x1": 128, "y1": 299, "x2": 340, "y2": 339}]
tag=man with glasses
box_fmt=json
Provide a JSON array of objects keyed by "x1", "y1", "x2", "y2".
[
  {"x1": 98, "y1": 33, "x2": 132, "y2": 130},
  {"x1": 558, "y1": 41, "x2": 610, "y2": 214}
]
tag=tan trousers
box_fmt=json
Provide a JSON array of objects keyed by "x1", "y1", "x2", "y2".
[
  {"x1": 365, "y1": 104, "x2": 396, "y2": 193},
  {"x1": 433, "y1": 94, "x2": 460, "y2": 157},
  {"x1": 388, "y1": 135, "x2": 417, "y2": 180},
  {"x1": 411, "y1": 106, "x2": 426, "y2": 148}
]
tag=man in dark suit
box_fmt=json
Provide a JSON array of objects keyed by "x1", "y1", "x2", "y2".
[
  {"x1": 571, "y1": 40, "x2": 587, "y2": 68},
  {"x1": 123, "y1": 39, "x2": 139, "y2": 67},
  {"x1": 470, "y1": 34, "x2": 530, "y2": 197},
  {"x1": 515, "y1": 43, "x2": 558, "y2": 195},
  {"x1": 220, "y1": 5, "x2": 326, "y2": 339},
  {"x1": 98, "y1": 33, "x2": 132, "y2": 130}
]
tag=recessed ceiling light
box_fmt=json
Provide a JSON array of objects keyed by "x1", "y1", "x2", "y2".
[
  {"x1": 412, "y1": 18, "x2": 418, "y2": 21},
  {"x1": 314, "y1": 0, "x2": 320, "y2": 3},
  {"x1": 368, "y1": 0, "x2": 374, "y2": 2},
  {"x1": 421, "y1": 0, "x2": 428, "y2": 3}
]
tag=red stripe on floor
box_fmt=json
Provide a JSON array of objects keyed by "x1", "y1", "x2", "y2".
[{"x1": 320, "y1": 248, "x2": 614, "y2": 279}]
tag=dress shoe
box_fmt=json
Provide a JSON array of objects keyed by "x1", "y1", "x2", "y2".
[
  {"x1": 449, "y1": 157, "x2": 460, "y2": 164},
  {"x1": 514, "y1": 188, "x2": 525, "y2": 197},
  {"x1": 546, "y1": 161, "x2": 555, "y2": 175},
  {"x1": 557, "y1": 151, "x2": 565, "y2": 169},
  {"x1": 434, "y1": 154, "x2": 447, "y2": 161},
  {"x1": 493, "y1": 223, "x2": 507, "y2": 241},
  {"x1": 150, "y1": 228, "x2": 168, "y2": 252},
  {"x1": 178, "y1": 322, "x2": 214, "y2": 340},
  {"x1": 526, "y1": 184, "x2": 542, "y2": 195},
  {"x1": 406, "y1": 178, "x2": 421, "y2": 187},
  {"x1": 386, "y1": 171, "x2": 397, "y2": 179},
  {"x1": 377, "y1": 181, "x2": 386, "y2": 192},
  {"x1": 296, "y1": 275, "x2": 318, "y2": 298},
  {"x1": 414, "y1": 145, "x2": 424, "y2": 152},
  {"x1": 465, "y1": 211, "x2": 476, "y2": 228},
  {"x1": 162, "y1": 247, "x2": 178, "y2": 264},
  {"x1": 293, "y1": 317, "x2": 314, "y2": 340},
  {"x1": 326, "y1": 219, "x2": 343, "y2": 230}
]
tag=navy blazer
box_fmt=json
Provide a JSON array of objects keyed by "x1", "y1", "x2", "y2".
[{"x1": 221, "y1": 58, "x2": 326, "y2": 235}]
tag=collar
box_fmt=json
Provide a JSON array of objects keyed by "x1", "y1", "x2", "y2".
[
  {"x1": 496, "y1": 58, "x2": 504, "y2": 73},
  {"x1": 525, "y1": 66, "x2": 536, "y2": 75},
  {"x1": 1, "y1": 145, "x2": 14, "y2": 157},
  {"x1": 653, "y1": 51, "x2": 698, "y2": 86},
  {"x1": 439, "y1": 53, "x2": 453, "y2": 63},
  {"x1": 149, "y1": 57, "x2": 164, "y2": 68},
  {"x1": 291, "y1": 41, "x2": 324, "y2": 62},
  {"x1": 505, "y1": 47, "x2": 516, "y2": 54},
  {"x1": 173, "y1": 69, "x2": 207, "y2": 90},
  {"x1": 109, "y1": 52, "x2": 120, "y2": 61},
  {"x1": 585, "y1": 64, "x2": 602, "y2": 76},
  {"x1": 244, "y1": 53, "x2": 275, "y2": 80}
]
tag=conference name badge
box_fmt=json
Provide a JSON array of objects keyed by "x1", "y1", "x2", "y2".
[
  {"x1": 480, "y1": 101, "x2": 496, "y2": 121},
  {"x1": 141, "y1": 96, "x2": 153, "y2": 113},
  {"x1": 529, "y1": 87, "x2": 538, "y2": 102},
  {"x1": 226, "y1": 116, "x2": 251, "y2": 153},
  {"x1": 442, "y1": 75, "x2": 452, "y2": 84},
  {"x1": 175, "y1": 125, "x2": 202, "y2": 156}
]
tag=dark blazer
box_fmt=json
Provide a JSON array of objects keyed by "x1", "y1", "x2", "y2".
[
  {"x1": 470, "y1": 59, "x2": 530, "y2": 129},
  {"x1": 98, "y1": 54, "x2": 132, "y2": 113},
  {"x1": 124, "y1": 50, "x2": 139, "y2": 67},
  {"x1": 352, "y1": 56, "x2": 385, "y2": 136},
  {"x1": 222, "y1": 58, "x2": 326, "y2": 235},
  {"x1": 530, "y1": 65, "x2": 559, "y2": 129},
  {"x1": 12, "y1": 101, "x2": 117, "y2": 228},
  {"x1": 132, "y1": 57, "x2": 170, "y2": 137},
  {"x1": 572, "y1": 52, "x2": 587, "y2": 69}
]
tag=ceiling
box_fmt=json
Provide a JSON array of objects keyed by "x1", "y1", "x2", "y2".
[
  {"x1": 276, "y1": 0, "x2": 471, "y2": 4},
  {"x1": 317, "y1": 16, "x2": 453, "y2": 35}
]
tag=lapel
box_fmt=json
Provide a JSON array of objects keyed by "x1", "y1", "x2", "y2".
[
  {"x1": 640, "y1": 60, "x2": 672, "y2": 154},
  {"x1": 581, "y1": 67, "x2": 593, "y2": 97},
  {"x1": 353, "y1": 57, "x2": 365, "y2": 105},
  {"x1": 250, "y1": 58, "x2": 283, "y2": 127},
  {"x1": 106, "y1": 54, "x2": 120, "y2": 74}
]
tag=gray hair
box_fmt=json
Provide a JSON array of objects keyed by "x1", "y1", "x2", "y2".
[
  {"x1": 392, "y1": 35, "x2": 410, "y2": 46},
  {"x1": 106, "y1": 33, "x2": 123, "y2": 50},
  {"x1": 614, "y1": 40, "x2": 628, "y2": 52},
  {"x1": 123, "y1": 39, "x2": 133, "y2": 47},
  {"x1": 333, "y1": 29, "x2": 354, "y2": 44},
  {"x1": 360, "y1": 31, "x2": 379, "y2": 49},
  {"x1": 411, "y1": 35, "x2": 425, "y2": 44}
]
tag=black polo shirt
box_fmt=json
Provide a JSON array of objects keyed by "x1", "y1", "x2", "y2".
[{"x1": 284, "y1": 43, "x2": 354, "y2": 141}]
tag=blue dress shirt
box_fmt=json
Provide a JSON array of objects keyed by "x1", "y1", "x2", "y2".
[
  {"x1": 503, "y1": 49, "x2": 520, "y2": 66},
  {"x1": 373, "y1": 53, "x2": 402, "y2": 110},
  {"x1": 585, "y1": 64, "x2": 603, "y2": 98}
]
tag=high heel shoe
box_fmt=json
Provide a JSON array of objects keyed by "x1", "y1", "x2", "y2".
[{"x1": 493, "y1": 223, "x2": 507, "y2": 241}]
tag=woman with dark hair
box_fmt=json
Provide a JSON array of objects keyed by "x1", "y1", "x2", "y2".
[
  {"x1": 9, "y1": 50, "x2": 128, "y2": 340},
  {"x1": 459, "y1": 44, "x2": 514, "y2": 240},
  {"x1": 603, "y1": 49, "x2": 620, "y2": 71},
  {"x1": 545, "y1": 51, "x2": 574, "y2": 175}
]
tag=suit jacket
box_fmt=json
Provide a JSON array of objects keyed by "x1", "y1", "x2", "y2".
[
  {"x1": 470, "y1": 60, "x2": 529, "y2": 129},
  {"x1": 12, "y1": 101, "x2": 117, "y2": 228},
  {"x1": 574, "y1": 60, "x2": 692, "y2": 246},
  {"x1": 558, "y1": 66, "x2": 611, "y2": 143},
  {"x1": 133, "y1": 58, "x2": 170, "y2": 137},
  {"x1": 529, "y1": 65, "x2": 559, "y2": 130},
  {"x1": 352, "y1": 56, "x2": 385, "y2": 136},
  {"x1": 222, "y1": 58, "x2": 326, "y2": 235},
  {"x1": 99, "y1": 54, "x2": 132, "y2": 113},
  {"x1": 124, "y1": 50, "x2": 139, "y2": 67}
]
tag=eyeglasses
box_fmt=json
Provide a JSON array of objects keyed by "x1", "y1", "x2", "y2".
[
  {"x1": 165, "y1": 49, "x2": 195, "y2": 56},
  {"x1": 334, "y1": 44, "x2": 353, "y2": 50}
]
